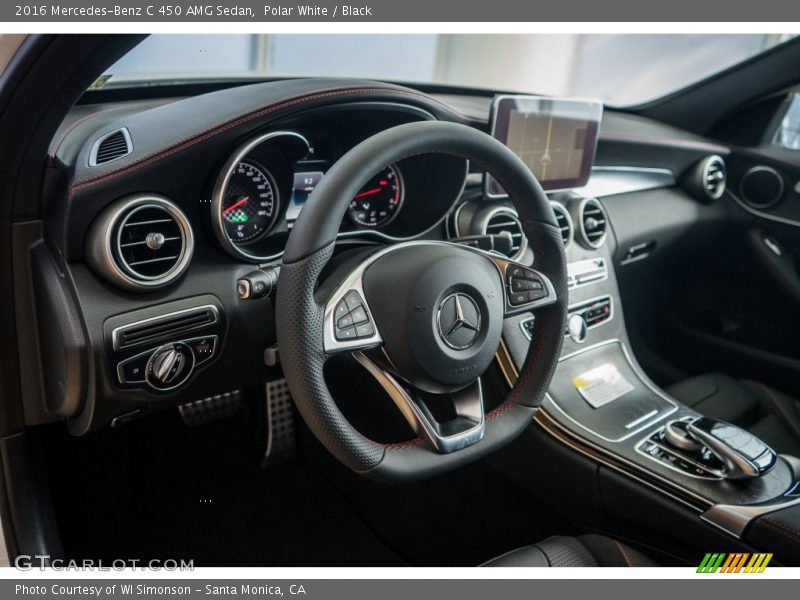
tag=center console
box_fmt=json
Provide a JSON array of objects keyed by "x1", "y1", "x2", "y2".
[
  {"x1": 483, "y1": 94, "x2": 800, "y2": 565},
  {"x1": 497, "y1": 200, "x2": 800, "y2": 563}
]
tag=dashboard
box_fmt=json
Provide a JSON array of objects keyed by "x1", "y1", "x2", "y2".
[{"x1": 25, "y1": 78, "x2": 745, "y2": 435}]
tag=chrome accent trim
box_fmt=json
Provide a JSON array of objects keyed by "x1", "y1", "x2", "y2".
[
  {"x1": 576, "y1": 197, "x2": 608, "y2": 249},
  {"x1": 477, "y1": 205, "x2": 528, "y2": 261},
  {"x1": 739, "y1": 165, "x2": 785, "y2": 209},
  {"x1": 85, "y1": 194, "x2": 194, "y2": 292},
  {"x1": 89, "y1": 127, "x2": 132, "y2": 167},
  {"x1": 567, "y1": 257, "x2": 608, "y2": 289},
  {"x1": 548, "y1": 339, "x2": 678, "y2": 442},
  {"x1": 211, "y1": 131, "x2": 308, "y2": 262},
  {"x1": 626, "y1": 410, "x2": 658, "y2": 430},
  {"x1": 577, "y1": 166, "x2": 676, "y2": 198},
  {"x1": 535, "y1": 408, "x2": 709, "y2": 512},
  {"x1": 436, "y1": 292, "x2": 481, "y2": 350},
  {"x1": 701, "y1": 487, "x2": 800, "y2": 538},
  {"x1": 111, "y1": 304, "x2": 220, "y2": 351},
  {"x1": 353, "y1": 352, "x2": 485, "y2": 454},
  {"x1": 323, "y1": 240, "x2": 558, "y2": 353}
]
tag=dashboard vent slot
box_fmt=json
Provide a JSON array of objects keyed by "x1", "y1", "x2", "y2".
[
  {"x1": 578, "y1": 198, "x2": 608, "y2": 249},
  {"x1": 551, "y1": 202, "x2": 573, "y2": 247},
  {"x1": 113, "y1": 305, "x2": 219, "y2": 351},
  {"x1": 703, "y1": 156, "x2": 727, "y2": 200},
  {"x1": 483, "y1": 209, "x2": 526, "y2": 259},
  {"x1": 90, "y1": 128, "x2": 132, "y2": 166}
]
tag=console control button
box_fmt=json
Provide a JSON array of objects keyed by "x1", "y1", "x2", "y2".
[
  {"x1": 185, "y1": 335, "x2": 218, "y2": 366},
  {"x1": 117, "y1": 351, "x2": 151, "y2": 384}
]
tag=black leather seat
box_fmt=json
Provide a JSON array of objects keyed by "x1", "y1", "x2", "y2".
[
  {"x1": 482, "y1": 535, "x2": 656, "y2": 567},
  {"x1": 666, "y1": 373, "x2": 800, "y2": 457}
]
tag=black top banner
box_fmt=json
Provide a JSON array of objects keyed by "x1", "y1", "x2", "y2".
[{"x1": 4, "y1": 0, "x2": 800, "y2": 21}]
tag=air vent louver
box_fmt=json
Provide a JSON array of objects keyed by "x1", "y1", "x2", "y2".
[
  {"x1": 114, "y1": 306, "x2": 219, "y2": 350},
  {"x1": 90, "y1": 128, "x2": 132, "y2": 166},
  {"x1": 483, "y1": 209, "x2": 526, "y2": 259},
  {"x1": 551, "y1": 202, "x2": 573, "y2": 247},
  {"x1": 579, "y1": 198, "x2": 608, "y2": 249},
  {"x1": 114, "y1": 204, "x2": 186, "y2": 281},
  {"x1": 703, "y1": 156, "x2": 727, "y2": 200}
]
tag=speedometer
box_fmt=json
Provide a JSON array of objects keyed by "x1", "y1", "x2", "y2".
[
  {"x1": 348, "y1": 165, "x2": 404, "y2": 228},
  {"x1": 221, "y1": 161, "x2": 279, "y2": 244}
]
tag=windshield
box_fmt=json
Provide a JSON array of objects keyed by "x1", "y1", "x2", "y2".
[{"x1": 106, "y1": 34, "x2": 795, "y2": 106}]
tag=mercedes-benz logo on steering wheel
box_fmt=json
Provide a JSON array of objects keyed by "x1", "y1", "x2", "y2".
[{"x1": 437, "y1": 293, "x2": 482, "y2": 350}]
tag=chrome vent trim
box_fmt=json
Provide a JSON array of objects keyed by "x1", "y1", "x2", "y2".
[
  {"x1": 702, "y1": 155, "x2": 727, "y2": 200},
  {"x1": 86, "y1": 195, "x2": 194, "y2": 292},
  {"x1": 578, "y1": 198, "x2": 608, "y2": 249},
  {"x1": 550, "y1": 201, "x2": 574, "y2": 247},
  {"x1": 481, "y1": 207, "x2": 527, "y2": 260},
  {"x1": 112, "y1": 305, "x2": 219, "y2": 351},
  {"x1": 89, "y1": 128, "x2": 132, "y2": 166}
]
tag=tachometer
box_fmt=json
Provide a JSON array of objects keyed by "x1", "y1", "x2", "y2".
[
  {"x1": 348, "y1": 165, "x2": 403, "y2": 228},
  {"x1": 221, "y1": 160, "x2": 279, "y2": 244}
]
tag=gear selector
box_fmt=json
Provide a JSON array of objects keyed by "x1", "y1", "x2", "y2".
[{"x1": 685, "y1": 417, "x2": 777, "y2": 480}]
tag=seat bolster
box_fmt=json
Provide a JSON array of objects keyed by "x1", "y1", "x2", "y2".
[
  {"x1": 482, "y1": 535, "x2": 654, "y2": 567},
  {"x1": 578, "y1": 534, "x2": 657, "y2": 567}
]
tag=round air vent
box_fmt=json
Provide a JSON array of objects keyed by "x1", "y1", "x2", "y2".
[
  {"x1": 86, "y1": 195, "x2": 194, "y2": 291},
  {"x1": 481, "y1": 207, "x2": 527, "y2": 260},
  {"x1": 740, "y1": 166, "x2": 784, "y2": 208},
  {"x1": 577, "y1": 198, "x2": 608, "y2": 249},
  {"x1": 550, "y1": 201, "x2": 574, "y2": 247},
  {"x1": 702, "y1": 155, "x2": 727, "y2": 201}
]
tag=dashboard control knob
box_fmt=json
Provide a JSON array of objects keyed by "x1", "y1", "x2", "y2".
[
  {"x1": 146, "y1": 342, "x2": 194, "y2": 391},
  {"x1": 567, "y1": 314, "x2": 588, "y2": 344}
]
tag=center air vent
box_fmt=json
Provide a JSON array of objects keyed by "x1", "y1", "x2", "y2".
[
  {"x1": 578, "y1": 198, "x2": 608, "y2": 249},
  {"x1": 482, "y1": 208, "x2": 527, "y2": 260},
  {"x1": 550, "y1": 202, "x2": 574, "y2": 247},
  {"x1": 702, "y1": 156, "x2": 727, "y2": 200},
  {"x1": 86, "y1": 195, "x2": 194, "y2": 292},
  {"x1": 90, "y1": 128, "x2": 132, "y2": 166}
]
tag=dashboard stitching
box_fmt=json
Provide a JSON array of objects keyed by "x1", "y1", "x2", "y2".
[{"x1": 68, "y1": 86, "x2": 471, "y2": 198}]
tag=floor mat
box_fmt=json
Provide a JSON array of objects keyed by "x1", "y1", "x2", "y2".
[{"x1": 44, "y1": 412, "x2": 407, "y2": 566}]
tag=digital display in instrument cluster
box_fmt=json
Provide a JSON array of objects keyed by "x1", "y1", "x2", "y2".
[{"x1": 287, "y1": 159, "x2": 405, "y2": 228}]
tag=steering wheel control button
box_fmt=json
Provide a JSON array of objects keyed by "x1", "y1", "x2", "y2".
[
  {"x1": 355, "y1": 322, "x2": 375, "y2": 338},
  {"x1": 333, "y1": 291, "x2": 376, "y2": 341},
  {"x1": 506, "y1": 265, "x2": 547, "y2": 306},
  {"x1": 437, "y1": 293, "x2": 482, "y2": 350},
  {"x1": 344, "y1": 290, "x2": 363, "y2": 311},
  {"x1": 145, "y1": 342, "x2": 195, "y2": 391}
]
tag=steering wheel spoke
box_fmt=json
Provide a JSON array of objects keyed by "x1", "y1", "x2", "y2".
[
  {"x1": 485, "y1": 254, "x2": 558, "y2": 317},
  {"x1": 353, "y1": 351, "x2": 485, "y2": 453}
]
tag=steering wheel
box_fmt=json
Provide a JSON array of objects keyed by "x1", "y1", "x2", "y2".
[{"x1": 276, "y1": 121, "x2": 567, "y2": 483}]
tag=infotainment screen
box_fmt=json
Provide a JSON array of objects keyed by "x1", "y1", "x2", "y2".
[{"x1": 486, "y1": 96, "x2": 603, "y2": 196}]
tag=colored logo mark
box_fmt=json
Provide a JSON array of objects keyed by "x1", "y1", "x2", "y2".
[{"x1": 697, "y1": 552, "x2": 773, "y2": 573}]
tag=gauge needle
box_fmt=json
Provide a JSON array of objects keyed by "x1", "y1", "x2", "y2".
[
  {"x1": 224, "y1": 196, "x2": 249, "y2": 213},
  {"x1": 354, "y1": 188, "x2": 382, "y2": 198}
]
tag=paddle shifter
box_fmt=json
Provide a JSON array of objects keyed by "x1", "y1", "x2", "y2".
[{"x1": 663, "y1": 417, "x2": 777, "y2": 480}]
